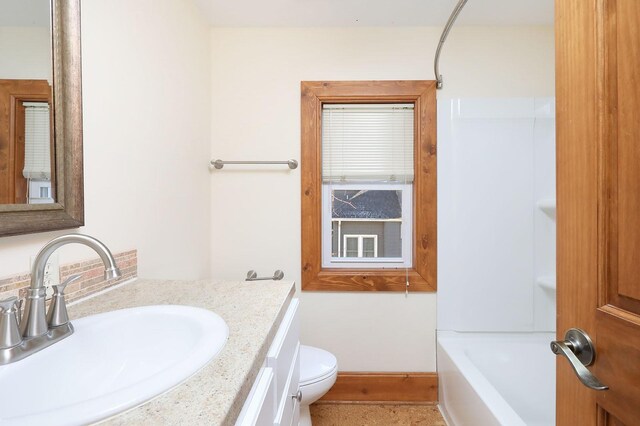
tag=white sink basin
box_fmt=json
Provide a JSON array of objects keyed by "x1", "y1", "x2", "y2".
[{"x1": 0, "y1": 305, "x2": 228, "y2": 426}]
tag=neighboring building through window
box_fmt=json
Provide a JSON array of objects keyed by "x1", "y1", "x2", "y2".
[{"x1": 323, "y1": 185, "x2": 412, "y2": 268}]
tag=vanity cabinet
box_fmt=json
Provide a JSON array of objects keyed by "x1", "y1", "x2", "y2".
[{"x1": 236, "y1": 298, "x2": 300, "y2": 426}]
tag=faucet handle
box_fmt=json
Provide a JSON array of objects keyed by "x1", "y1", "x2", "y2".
[
  {"x1": 0, "y1": 296, "x2": 18, "y2": 313},
  {"x1": 47, "y1": 275, "x2": 81, "y2": 328},
  {"x1": 15, "y1": 298, "x2": 23, "y2": 325},
  {"x1": 0, "y1": 297, "x2": 22, "y2": 349},
  {"x1": 56, "y1": 274, "x2": 83, "y2": 295}
]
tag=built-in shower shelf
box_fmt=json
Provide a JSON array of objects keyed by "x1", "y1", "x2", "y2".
[
  {"x1": 537, "y1": 276, "x2": 556, "y2": 292},
  {"x1": 536, "y1": 199, "x2": 556, "y2": 217}
]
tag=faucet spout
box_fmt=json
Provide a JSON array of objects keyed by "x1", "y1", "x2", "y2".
[
  {"x1": 21, "y1": 234, "x2": 121, "y2": 338},
  {"x1": 30, "y1": 234, "x2": 121, "y2": 290}
]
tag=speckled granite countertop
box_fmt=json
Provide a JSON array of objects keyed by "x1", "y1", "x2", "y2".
[{"x1": 67, "y1": 278, "x2": 296, "y2": 426}]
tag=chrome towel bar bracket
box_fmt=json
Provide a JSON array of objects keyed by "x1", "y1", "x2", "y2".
[
  {"x1": 246, "y1": 270, "x2": 285, "y2": 281},
  {"x1": 211, "y1": 159, "x2": 298, "y2": 170}
]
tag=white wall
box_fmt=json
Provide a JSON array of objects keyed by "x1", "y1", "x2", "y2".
[
  {"x1": 209, "y1": 26, "x2": 554, "y2": 371},
  {"x1": 0, "y1": 0, "x2": 212, "y2": 280},
  {"x1": 0, "y1": 26, "x2": 51, "y2": 80}
]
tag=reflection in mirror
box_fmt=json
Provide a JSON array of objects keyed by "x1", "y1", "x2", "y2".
[{"x1": 0, "y1": 0, "x2": 53, "y2": 205}]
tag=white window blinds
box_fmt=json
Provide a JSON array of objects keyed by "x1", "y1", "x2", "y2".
[
  {"x1": 22, "y1": 102, "x2": 51, "y2": 180},
  {"x1": 322, "y1": 103, "x2": 414, "y2": 182}
]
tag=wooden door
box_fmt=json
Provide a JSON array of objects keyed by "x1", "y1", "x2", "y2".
[{"x1": 557, "y1": 0, "x2": 640, "y2": 425}]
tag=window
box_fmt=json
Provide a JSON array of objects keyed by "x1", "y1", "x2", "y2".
[
  {"x1": 321, "y1": 103, "x2": 413, "y2": 269},
  {"x1": 342, "y1": 235, "x2": 377, "y2": 258},
  {"x1": 322, "y1": 184, "x2": 412, "y2": 268},
  {"x1": 301, "y1": 81, "x2": 437, "y2": 292},
  {"x1": 24, "y1": 102, "x2": 54, "y2": 204}
]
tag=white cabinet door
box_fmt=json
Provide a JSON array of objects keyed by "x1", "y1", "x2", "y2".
[
  {"x1": 267, "y1": 298, "x2": 300, "y2": 405},
  {"x1": 235, "y1": 367, "x2": 276, "y2": 426},
  {"x1": 274, "y1": 343, "x2": 300, "y2": 426},
  {"x1": 236, "y1": 298, "x2": 300, "y2": 426}
]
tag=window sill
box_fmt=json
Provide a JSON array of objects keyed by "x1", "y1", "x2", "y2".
[{"x1": 302, "y1": 268, "x2": 436, "y2": 292}]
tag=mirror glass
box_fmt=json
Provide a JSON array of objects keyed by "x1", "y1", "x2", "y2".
[{"x1": 0, "y1": 0, "x2": 53, "y2": 205}]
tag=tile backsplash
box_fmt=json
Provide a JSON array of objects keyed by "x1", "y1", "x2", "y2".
[{"x1": 0, "y1": 250, "x2": 137, "y2": 303}]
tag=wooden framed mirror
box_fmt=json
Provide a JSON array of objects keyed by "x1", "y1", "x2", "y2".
[{"x1": 0, "y1": 0, "x2": 83, "y2": 236}]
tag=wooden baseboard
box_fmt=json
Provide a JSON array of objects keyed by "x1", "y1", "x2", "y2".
[{"x1": 318, "y1": 372, "x2": 438, "y2": 404}]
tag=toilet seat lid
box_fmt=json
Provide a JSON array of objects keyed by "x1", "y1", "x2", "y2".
[{"x1": 299, "y1": 345, "x2": 337, "y2": 385}]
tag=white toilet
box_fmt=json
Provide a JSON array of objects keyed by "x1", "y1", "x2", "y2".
[{"x1": 298, "y1": 345, "x2": 338, "y2": 426}]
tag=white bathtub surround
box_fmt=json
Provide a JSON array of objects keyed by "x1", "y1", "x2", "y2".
[
  {"x1": 437, "y1": 97, "x2": 556, "y2": 333},
  {"x1": 437, "y1": 98, "x2": 557, "y2": 425},
  {"x1": 410, "y1": 95, "x2": 563, "y2": 419},
  {"x1": 532, "y1": 99, "x2": 556, "y2": 332},
  {"x1": 438, "y1": 332, "x2": 556, "y2": 426}
]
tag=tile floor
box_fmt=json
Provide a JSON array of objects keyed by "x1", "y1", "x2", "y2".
[{"x1": 310, "y1": 404, "x2": 446, "y2": 426}]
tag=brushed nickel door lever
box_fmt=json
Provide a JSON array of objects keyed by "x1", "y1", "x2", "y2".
[{"x1": 550, "y1": 328, "x2": 608, "y2": 391}]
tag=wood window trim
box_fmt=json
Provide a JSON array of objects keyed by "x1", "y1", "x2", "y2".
[{"x1": 301, "y1": 80, "x2": 437, "y2": 292}]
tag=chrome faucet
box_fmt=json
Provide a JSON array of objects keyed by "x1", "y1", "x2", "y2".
[{"x1": 0, "y1": 234, "x2": 121, "y2": 365}]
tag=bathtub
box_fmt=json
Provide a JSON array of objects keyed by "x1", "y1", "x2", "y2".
[{"x1": 437, "y1": 331, "x2": 556, "y2": 426}]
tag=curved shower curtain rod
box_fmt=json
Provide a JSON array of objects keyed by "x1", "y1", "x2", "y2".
[{"x1": 434, "y1": 0, "x2": 469, "y2": 89}]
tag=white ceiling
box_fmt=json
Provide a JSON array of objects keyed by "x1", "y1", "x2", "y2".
[{"x1": 193, "y1": 0, "x2": 554, "y2": 27}]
